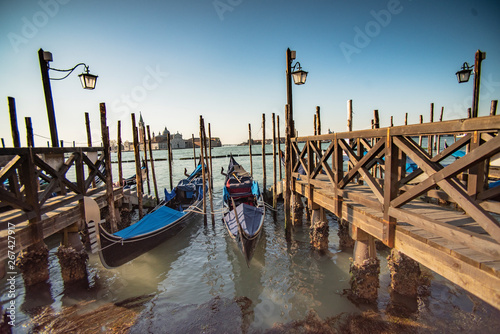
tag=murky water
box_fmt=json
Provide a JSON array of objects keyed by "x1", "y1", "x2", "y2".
[{"x1": 2, "y1": 143, "x2": 500, "y2": 333}]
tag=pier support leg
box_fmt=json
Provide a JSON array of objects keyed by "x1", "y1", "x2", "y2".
[
  {"x1": 15, "y1": 242, "x2": 50, "y2": 287},
  {"x1": 291, "y1": 193, "x2": 304, "y2": 225},
  {"x1": 387, "y1": 249, "x2": 421, "y2": 297},
  {"x1": 57, "y1": 226, "x2": 88, "y2": 284},
  {"x1": 338, "y1": 219, "x2": 354, "y2": 249},
  {"x1": 348, "y1": 228, "x2": 379, "y2": 303},
  {"x1": 310, "y1": 204, "x2": 329, "y2": 250}
]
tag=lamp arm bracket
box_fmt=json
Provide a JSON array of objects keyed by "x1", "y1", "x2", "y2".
[{"x1": 49, "y1": 63, "x2": 89, "y2": 80}]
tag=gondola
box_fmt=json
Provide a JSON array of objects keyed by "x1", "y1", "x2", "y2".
[
  {"x1": 222, "y1": 156, "x2": 265, "y2": 267},
  {"x1": 91, "y1": 164, "x2": 206, "y2": 268}
]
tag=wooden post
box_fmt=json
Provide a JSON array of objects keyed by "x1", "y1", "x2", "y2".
[
  {"x1": 25, "y1": 117, "x2": 34, "y2": 147},
  {"x1": 131, "y1": 113, "x2": 144, "y2": 219},
  {"x1": 1, "y1": 138, "x2": 5, "y2": 148},
  {"x1": 199, "y1": 115, "x2": 207, "y2": 225},
  {"x1": 167, "y1": 130, "x2": 173, "y2": 191},
  {"x1": 39, "y1": 48, "x2": 58, "y2": 147},
  {"x1": 373, "y1": 110, "x2": 380, "y2": 129},
  {"x1": 284, "y1": 105, "x2": 292, "y2": 230},
  {"x1": 277, "y1": 115, "x2": 282, "y2": 180},
  {"x1": 8, "y1": 97, "x2": 20, "y2": 148},
  {"x1": 383, "y1": 128, "x2": 397, "y2": 247},
  {"x1": 390, "y1": 116, "x2": 394, "y2": 127},
  {"x1": 209, "y1": 123, "x2": 214, "y2": 191},
  {"x1": 192, "y1": 133, "x2": 196, "y2": 168},
  {"x1": 272, "y1": 112, "x2": 277, "y2": 209},
  {"x1": 347, "y1": 100, "x2": 353, "y2": 132},
  {"x1": 117, "y1": 120, "x2": 123, "y2": 187},
  {"x1": 142, "y1": 122, "x2": 151, "y2": 195},
  {"x1": 490, "y1": 100, "x2": 498, "y2": 116},
  {"x1": 85, "y1": 112, "x2": 92, "y2": 147},
  {"x1": 147, "y1": 125, "x2": 159, "y2": 205},
  {"x1": 100, "y1": 103, "x2": 118, "y2": 231},
  {"x1": 428, "y1": 103, "x2": 434, "y2": 155},
  {"x1": 404, "y1": 113, "x2": 408, "y2": 125},
  {"x1": 248, "y1": 123, "x2": 253, "y2": 177},
  {"x1": 262, "y1": 113, "x2": 267, "y2": 201},
  {"x1": 418, "y1": 115, "x2": 423, "y2": 146},
  {"x1": 203, "y1": 120, "x2": 215, "y2": 225}
]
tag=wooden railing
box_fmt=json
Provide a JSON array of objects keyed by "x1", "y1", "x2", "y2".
[
  {"x1": 290, "y1": 115, "x2": 500, "y2": 247},
  {"x1": 0, "y1": 147, "x2": 106, "y2": 228}
]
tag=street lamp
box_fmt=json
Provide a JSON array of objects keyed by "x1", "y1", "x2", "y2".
[
  {"x1": 456, "y1": 50, "x2": 486, "y2": 118},
  {"x1": 38, "y1": 48, "x2": 98, "y2": 147},
  {"x1": 291, "y1": 62, "x2": 308, "y2": 85}
]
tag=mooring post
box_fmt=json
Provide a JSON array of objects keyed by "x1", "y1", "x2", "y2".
[
  {"x1": 428, "y1": 103, "x2": 434, "y2": 155},
  {"x1": 100, "y1": 103, "x2": 118, "y2": 230},
  {"x1": 272, "y1": 112, "x2": 277, "y2": 210},
  {"x1": 202, "y1": 118, "x2": 214, "y2": 226},
  {"x1": 131, "y1": 113, "x2": 144, "y2": 220},
  {"x1": 8, "y1": 97, "x2": 21, "y2": 148},
  {"x1": 167, "y1": 129, "x2": 173, "y2": 192},
  {"x1": 117, "y1": 120, "x2": 123, "y2": 187},
  {"x1": 147, "y1": 125, "x2": 159, "y2": 205},
  {"x1": 248, "y1": 123, "x2": 253, "y2": 177},
  {"x1": 208, "y1": 123, "x2": 214, "y2": 197},
  {"x1": 199, "y1": 116, "x2": 207, "y2": 225},
  {"x1": 418, "y1": 115, "x2": 423, "y2": 146},
  {"x1": 192, "y1": 133, "x2": 196, "y2": 168},
  {"x1": 490, "y1": 100, "x2": 498, "y2": 116},
  {"x1": 25, "y1": 117, "x2": 34, "y2": 147},
  {"x1": 277, "y1": 115, "x2": 282, "y2": 180},
  {"x1": 262, "y1": 113, "x2": 267, "y2": 201},
  {"x1": 141, "y1": 120, "x2": 151, "y2": 195},
  {"x1": 310, "y1": 202, "x2": 329, "y2": 250},
  {"x1": 349, "y1": 227, "x2": 379, "y2": 303},
  {"x1": 1, "y1": 138, "x2": 5, "y2": 148}
]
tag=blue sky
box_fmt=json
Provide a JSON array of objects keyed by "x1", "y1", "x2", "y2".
[{"x1": 1, "y1": 0, "x2": 499, "y2": 146}]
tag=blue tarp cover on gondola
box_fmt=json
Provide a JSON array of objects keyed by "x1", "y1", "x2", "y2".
[{"x1": 113, "y1": 206, "x2": 185, "y2": 240}]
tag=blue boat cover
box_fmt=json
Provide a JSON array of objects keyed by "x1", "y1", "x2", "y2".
[
  {"x1": 225, "y1": 203, "x2": 263, "y2": 237},
  {"x1": 114, "y1": 206, "x2": 185, "y2": 240}
]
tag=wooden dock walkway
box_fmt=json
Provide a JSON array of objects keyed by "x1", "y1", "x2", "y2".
[{"x1": 282, "y1": 114, "x2": 500, "y2": 309}]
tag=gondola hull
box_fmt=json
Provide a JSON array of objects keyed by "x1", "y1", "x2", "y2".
[{"x1": 95, "y1": 200, "x2": 202, "y2": 268}]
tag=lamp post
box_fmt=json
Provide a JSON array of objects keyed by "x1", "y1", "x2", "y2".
[
  {"x1": 456, "y1": 49, "x2": 486, "y2": 118},
  {"x1": 285, "y1": 48, "x2": 308, "y2": 228},
  {"x1": 38, "y1": 48, "x2": 98, "y2": 147}
]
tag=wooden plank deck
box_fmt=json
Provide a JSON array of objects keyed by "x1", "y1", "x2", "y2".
[
  {"x1": 0, "y1": 187, "x2": 123, "y2": 262},
  {"x1": 293, "y1": 177, "x2": 500, "y2": 309}
]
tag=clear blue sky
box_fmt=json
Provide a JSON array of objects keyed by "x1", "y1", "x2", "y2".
[{"x1": 1, "y1": 0, "x2": 499, "y2": 146}]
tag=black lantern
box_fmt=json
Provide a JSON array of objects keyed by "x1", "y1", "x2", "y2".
[
  {"x1": 291, "y1": 62, "x2": 308, "y2": 85},
  {"x1": 79, "y1": 68, "x2": 98, "y2": 90},
  {"x1": 456, "y1": 62, "x2": 472, "y2": 83}
]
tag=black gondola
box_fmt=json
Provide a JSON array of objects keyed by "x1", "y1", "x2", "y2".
[
  {"x1": 222, "y1": 156, "x2": 265, "y2": 267},
  {"x1": 90, "y1": 164, "x2": 205, "y2": 268}
]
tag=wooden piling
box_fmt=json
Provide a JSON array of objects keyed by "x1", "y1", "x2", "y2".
[
  {"x1": 262, "y1": 113, "x2": 266, "y2": 201},
  {"x1": 248, "y1": 123, "x2": 253, "y2": 177},
  {"x1": 1, "y1": 138, "x2": 5, "y2": 148},
  {"x1": 142, "y1": 122, "x2": 151, "y2": 195},
  {"x1": 277, "y1": 115, "x2": 282, "y2": 180},
  {"x1": 100, "y1": 103, "x2": 118, "y2": 231},
  {"x1": 117, "y1": 120, "x2": 123, "y2": 187},
  {"x1": 272, "y1": 112, "x2": 277, "y2": 209},
  {"x1": 491, "y1": 100, "x2": 498, "y2": 116},
  {"x1": 167, "y1": 130, "x2": 173, "y2": 191},
  {"x1": 131, "y1": 113, "x2": 144, "y2": 220},
  {"x1": 418, "y1": 115, "x2": 423, "y2": 146},
  {"x1": 199, "y1": 116, "x2": 207, "y2": 225},
  {"x1": 192, "y1": 133, "x2": 196, "y2": 168},
  {"x1": 147, "y1": 125, "x2": 159, "y2": 205},
  {"x1": 203, "y1": 120, "x2": 214, "y2": 225},
  {"x1": 25, "y1": 117, "x2": 34, "y2": 147},
  {"x1": 347, "y1": 100, "x2": 353, "y2": 132},
  {"x1": 85, "y1": 112, "x2": 92, "y2": 147},
  {"x1": 428, "y1": 103, "x2": 434, "y2": 155},
  {"x1": 405, "y1": 112, "x2": 408, "y2": 125},
  {"x1": 8, "y1": 97, "x2": 20, "y2": 148},
  {"x1": 208, "y1": 123, "x2": 214, "y2": 192}
]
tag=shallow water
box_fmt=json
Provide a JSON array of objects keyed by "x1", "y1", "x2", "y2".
[{"x1": 2, "y1": 144, "x2": 500, "y2": 333}]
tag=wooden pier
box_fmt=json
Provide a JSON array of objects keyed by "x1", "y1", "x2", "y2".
[
  {"x1": 282, "y1": 113, "x2": 500, "y2": 309},
  {"x1": 0, "y1": 146, "x2": 123, "y2": 263}
]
